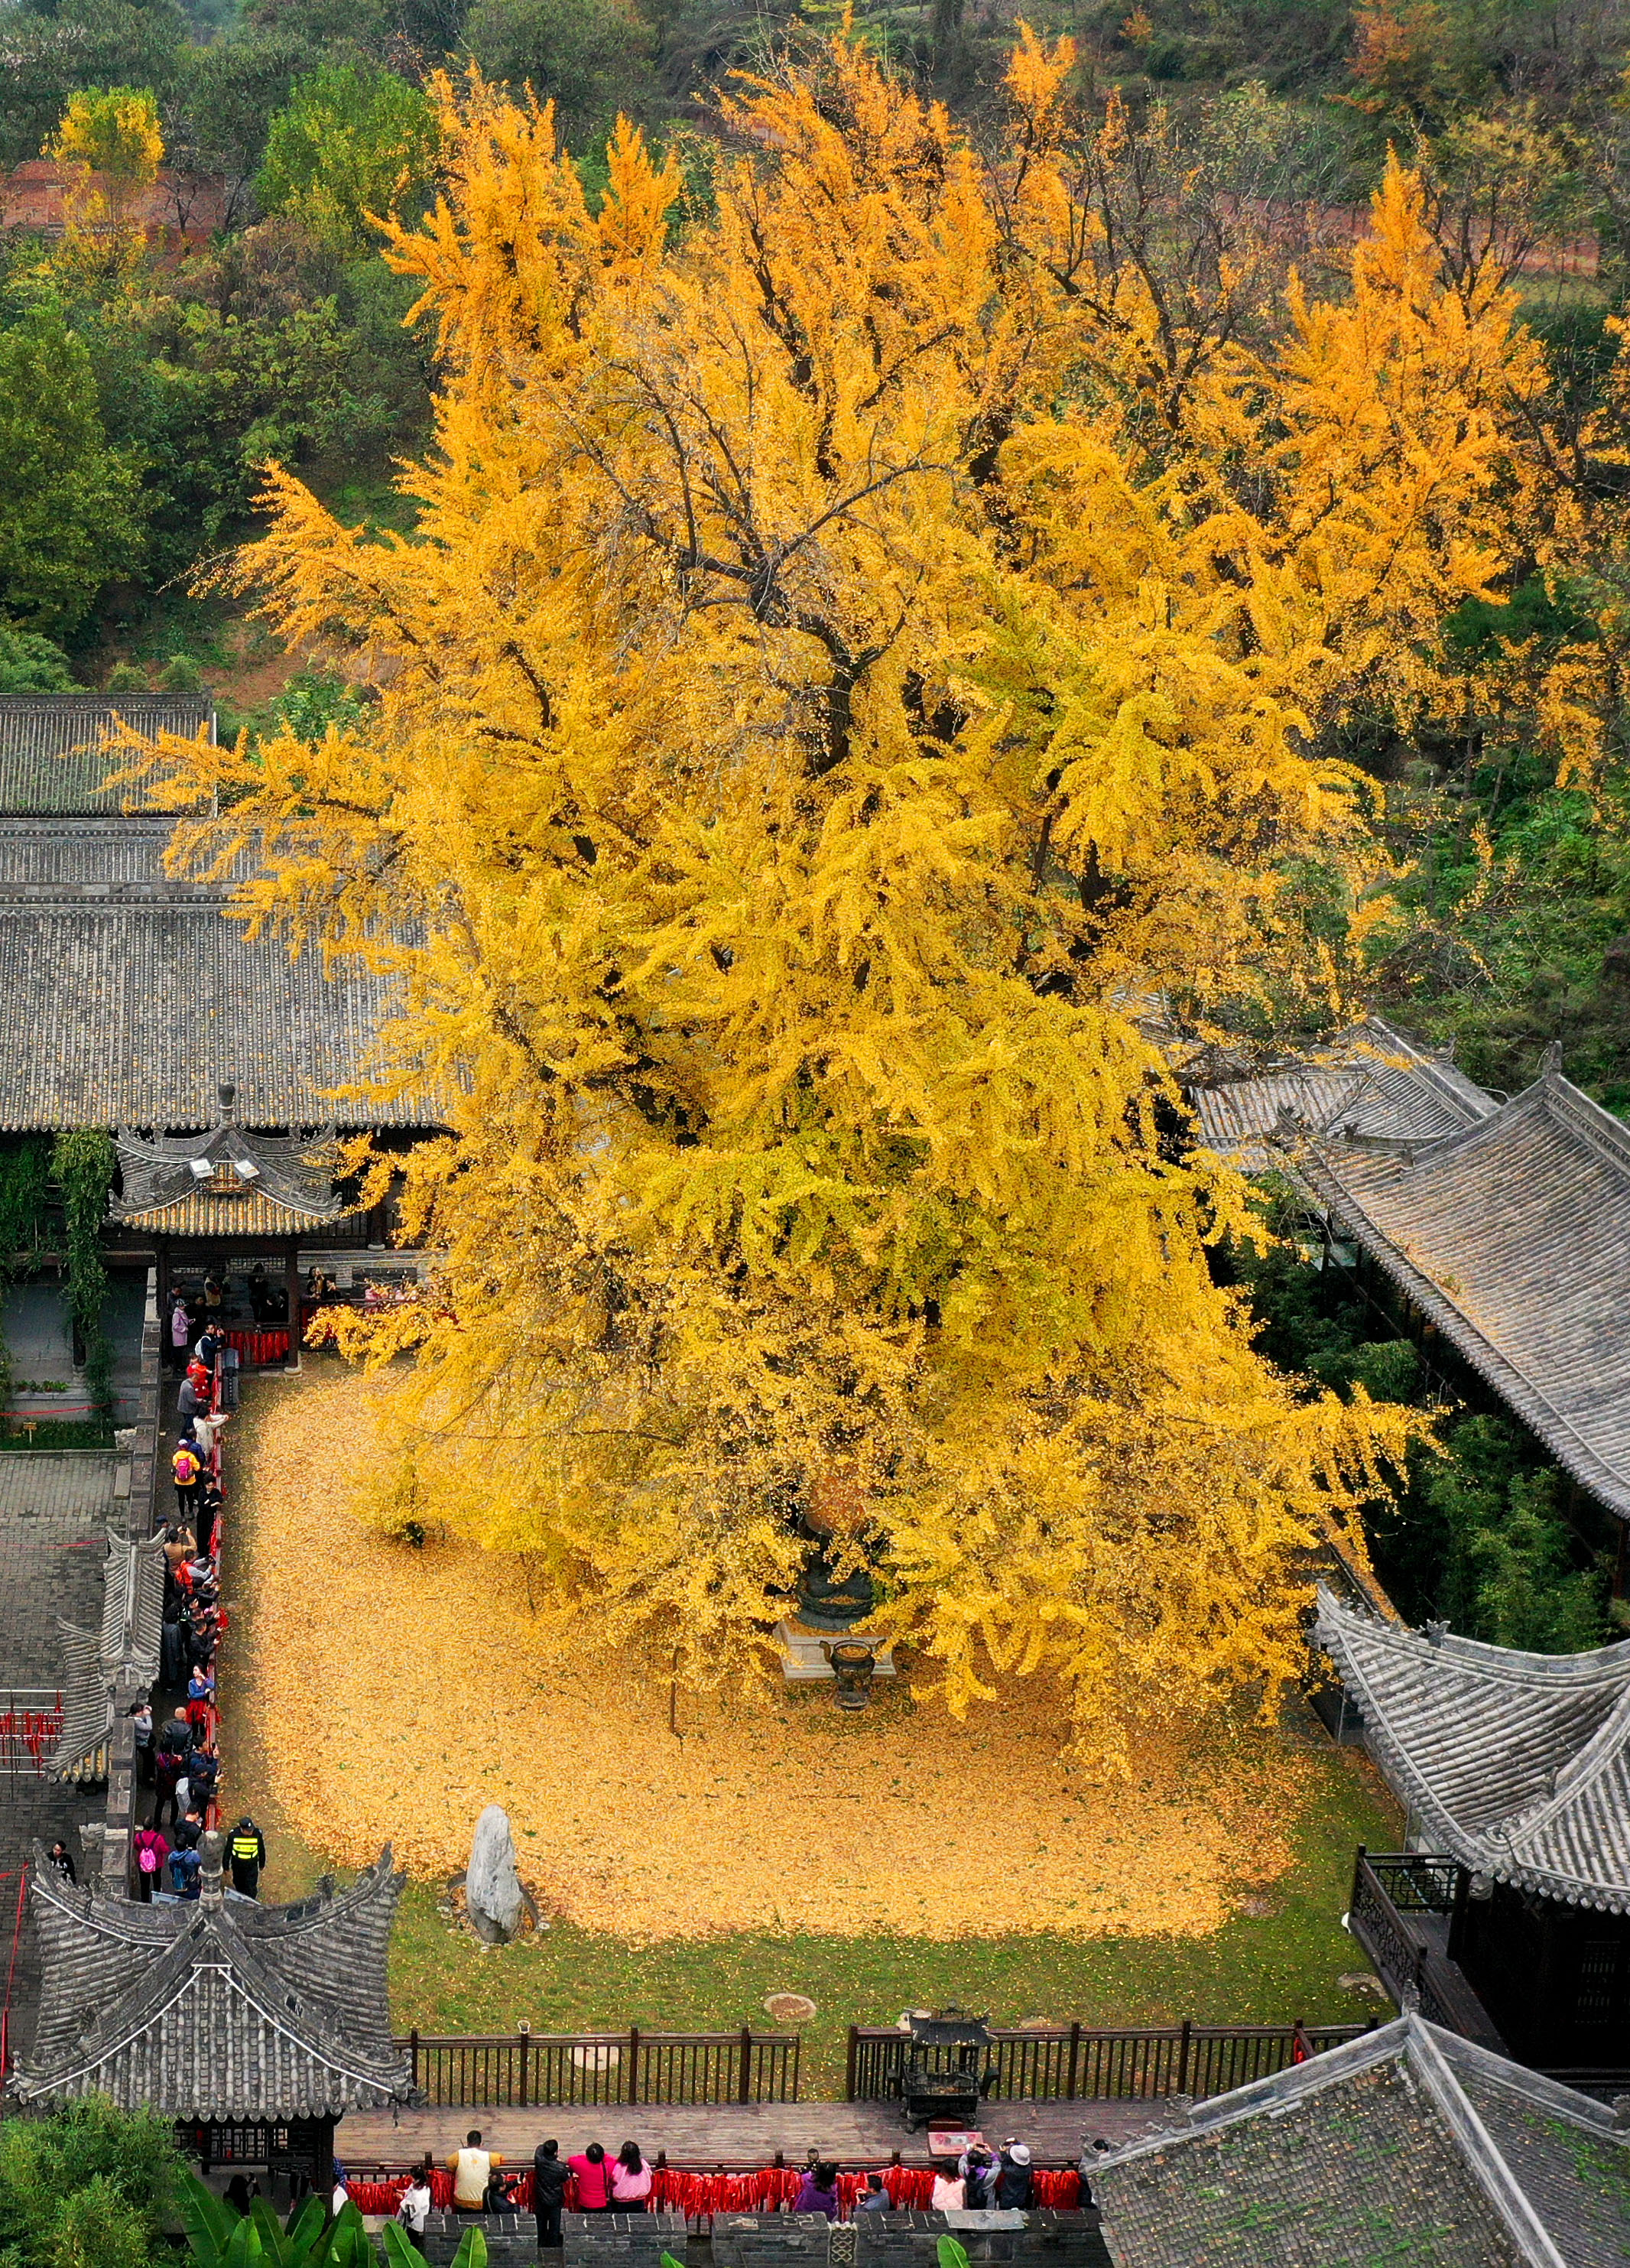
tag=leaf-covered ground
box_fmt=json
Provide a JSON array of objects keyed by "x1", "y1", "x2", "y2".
[{"x1": 217, "y1": 1361, "x2": 1401, "y2": 2088}]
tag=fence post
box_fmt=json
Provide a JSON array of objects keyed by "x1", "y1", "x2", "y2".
[
  {"x1": 518, "y1": 2023, "x2": 530, "y2": 2108},
  {"x1": 846, "y1": 2026, "x2": 859, "y2": 2101},
  {"x1": 1177, "y1": 2019, "x2": 1191, "y2": 2097},
  {"x1": 410, "y1": 2028, "x2": 419, "y2": 2091},
  {"x1": 628, "y1": 2026, "x2": 639, "y2": 2106},
  {"x1": 1066, "y1": 2022, "x2": 1080, "y2": 2101},
  {"x1": 739, "y1": 2024, "x2": 752, "y2": 2105}
]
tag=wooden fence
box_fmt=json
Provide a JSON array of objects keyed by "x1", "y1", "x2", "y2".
[
  {"x1": 393, "y1": 2018, "x2": 1375, "y2": 2110},
  {"x1": 843, "y1": 2020, "x2": 1372, "y2": 2104},
  {"x1": 398, "y1": 2029, "x2": 801, "y2": 2107}
]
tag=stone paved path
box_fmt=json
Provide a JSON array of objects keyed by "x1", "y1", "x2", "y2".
[
  {"x1": 0, "y1": 1454, "x2": 118, "y2": 2056},
  {"x1": 336, "y1": 2096, "x2": 1180, "y2": 2169}
]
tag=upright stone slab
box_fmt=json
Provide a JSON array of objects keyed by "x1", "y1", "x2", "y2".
[{"x1": 465, "y1": 1802, "x2": 524, "y2": 1943}]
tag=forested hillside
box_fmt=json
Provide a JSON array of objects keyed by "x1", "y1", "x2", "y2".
[{"x1": 5, "y1": 2, "x2": 1630, "y2": 1671}]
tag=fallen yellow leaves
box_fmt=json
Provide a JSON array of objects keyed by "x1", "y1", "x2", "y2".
[{"x1": 230, "y1": 1364, "x2": 1319, "y2": 1943}]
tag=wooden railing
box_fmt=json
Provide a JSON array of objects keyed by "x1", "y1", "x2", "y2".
[
  {"x1": 398, "y1": 2028, "x2": 800, "y2": 2107},
  {"x1": 1346, "y1": 1850, "x2": 1505, "y2": 2051},
  {"x1": 844, "y1": 2019, "x2": 1370, "y2": 2103}
]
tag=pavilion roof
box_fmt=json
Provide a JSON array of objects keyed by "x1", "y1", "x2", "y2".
[
  {"x1": 9, "y1": 1847, "x2": 418, "y2": 2120},
  {"x1": 110, "y1": 1122, "x2": 361, "y2": 1232},
  {"x1": 1093, "y1": 2015, "x2": 1630, "y2": 2268},
  {"x1": 0, "y1": 815, "x2": 426, "y2": 1131},
  {"x1": 1298, "y1": 1069, "x2": 1630, "y2": 1520},
  {"x1": 1187, "y1": 1016, "x2": 1495, "y2": 1170},
  {"x1": 1315, "y1": 1586, "x2": 1630, "y2": 1913},
  {"x1": 0, "y1": 696, "x2": 211, "y2": 815}
]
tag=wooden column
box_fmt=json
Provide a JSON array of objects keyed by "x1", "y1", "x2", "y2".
[{"x1": 284, "y1": 1240, "x2": 300, "y2": 1369}]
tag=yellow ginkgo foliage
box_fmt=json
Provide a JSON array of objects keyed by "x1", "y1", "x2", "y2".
[
  {"x1": 133, "y1": 34, "x2": 1540, "y2": 1759},
  {"x1": 49, "y1": 86, "x2": 164, "y2": 183}
]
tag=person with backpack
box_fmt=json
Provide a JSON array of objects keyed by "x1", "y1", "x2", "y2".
[
  {"x1": 167, "y1": 1843, "x2": 202, "y2": 1899},
  {"x1": 531, "y1": 2142, "x2": 569, "y2": 2250},
  {"x1": 173, "y1": 1438, "x2": 203, "y2": 1520},
  {"x1": 229, "y1": 1815, "x2": 266, "y2": 1897},
  {"x1": 132, "y1": 1824, "x2": 168, "y2": 1899}
]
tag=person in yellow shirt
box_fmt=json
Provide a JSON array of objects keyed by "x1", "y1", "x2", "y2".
[{"x1": 449, "y1": 2132, "x2": 502, "y2": 2212}]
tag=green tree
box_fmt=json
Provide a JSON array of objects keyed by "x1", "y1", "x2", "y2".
[
  {"x1": 0, "y1": 2097, "x2": 180, "y2": 2268},
  {"x1": 463, "y1": 0, "x2": 659, "y2": 143},
  {"x1": 0, "y1": 302, "x2": 144, "y2": 633},
  {"x1": 0, "y1": 0, "x2": 187, "y2": 169},
  {"x1": 257, "y1": 63, "x2": 440, "y2": 253},
  {"x1": 0, "y1": 627, "x2": 76, "y2": 691}
]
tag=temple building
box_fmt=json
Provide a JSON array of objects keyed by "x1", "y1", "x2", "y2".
[
  {"x1": 0, "y1": 693, "x2": 433, "y2": 1403},
  {"x1": 1317, "y1": 1586, "x2": 1630, "y2": 2083},
  {"x1": 9, "y1": 1834, "x2": 419, "y2": 2192},
  {"x1": 1092, "y1": 2013, "x2": 1630, "y2": 2268},
  {"x1": 1190, "y1": 1022, "x2": 1630, "y2": 1547}
]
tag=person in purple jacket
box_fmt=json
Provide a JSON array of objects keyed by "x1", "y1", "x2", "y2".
[{"x1": 793, "y1": 2162, "x2": 839, "y2": 2221}]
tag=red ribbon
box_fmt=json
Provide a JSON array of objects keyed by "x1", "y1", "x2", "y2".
[{"x1": 346, "y1": 2162, "x2": 1083, "y2": 2226}]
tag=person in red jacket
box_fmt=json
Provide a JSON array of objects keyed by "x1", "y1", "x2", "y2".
[{"x1": 568, "y1": 2144, "x2": 614, "y2": 2211}]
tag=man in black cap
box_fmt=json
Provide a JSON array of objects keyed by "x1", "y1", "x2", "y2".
[{"x1": 228, "y1": 1815, "x2": 266, "y2": 1898}]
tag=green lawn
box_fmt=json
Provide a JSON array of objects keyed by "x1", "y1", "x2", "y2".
[{"x1": 219, "y1": 1542, "x2": 1400, "y2": 2101}]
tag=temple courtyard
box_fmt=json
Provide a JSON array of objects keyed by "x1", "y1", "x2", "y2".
[{"x1": 219, "y1": 1361, "x2": 1401, "y2": 2098}]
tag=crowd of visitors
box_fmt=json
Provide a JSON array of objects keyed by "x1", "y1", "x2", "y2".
[
  {"x1": 129, "y1": 1296, "x2": 265, "y2": 1904},
  {"x1": 360, "y1": 2133, "x2": 1074, "y2": 2250}
]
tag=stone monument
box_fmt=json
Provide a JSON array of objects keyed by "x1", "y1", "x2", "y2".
[{"x1": 465, "y1": 1804, "x2": 524, "y2": 1945}]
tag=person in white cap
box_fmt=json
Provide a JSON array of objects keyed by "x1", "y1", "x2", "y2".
[{"x1": 995, "y1": 2141, "x2": 1033, "y2": 2209}]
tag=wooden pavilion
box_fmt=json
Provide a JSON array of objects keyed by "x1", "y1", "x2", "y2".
[
  {"x1": 8, "y1": 1834, "x2": 419, "y2": 2190},
  {"x1": 1317, "y1": 1586, "x2": 1630, "y2": 2081}
]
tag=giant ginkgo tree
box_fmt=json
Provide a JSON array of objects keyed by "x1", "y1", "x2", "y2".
[{"x1": 138, "y1": 30, "x2": 1538, "y2": 1757}]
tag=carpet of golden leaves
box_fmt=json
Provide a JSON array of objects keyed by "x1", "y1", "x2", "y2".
[{"x1": 232, "y1": 1366, "x2": 1317, "y2": 1941}]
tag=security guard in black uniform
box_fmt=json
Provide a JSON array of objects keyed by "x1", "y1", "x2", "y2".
[{"x1": 229, "y1": 1815, "x2": 266, "y2": 1899}]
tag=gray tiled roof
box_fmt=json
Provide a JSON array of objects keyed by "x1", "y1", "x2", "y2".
[
  {"x1": 47, "y1": 1621, "x2": 111, "y2": 1785},
  {"x1": 112, "y1": 1123, "x2": 349, "y2": 1227},
  {"x1": 0, "y1": 893, "x2": 419, "y2": 1129},
  {"x1": 10, "y1": 1847, "x2": 418, "y2": 2118},
  {"x1": 0, "y1": 697, "x2": 212, "y2": 814},
  {"x1": 47, "y1": 1529, "x2": 165, "y2": 1782},
  {"x1": 99, "y1": 1530, "x2": 165, "y2": 1684},
  {"x1": 1297, "y1": 1071, "x2": 1630, "y2": 1520},
  {"x1": 1316, "y1": 1587, "x2": 1630, "y2": 1912},
  {"x1": 1189, "y1": 1018, "x2": 1495, "y2": 1170},
  {"x1": 1093, "y1": 2016, "x2": 1630, "y2": 2268}
]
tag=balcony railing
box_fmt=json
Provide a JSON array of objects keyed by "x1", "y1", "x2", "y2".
[{"x1": 1348, "y1": 1850, "x2": 1505, "y2": 2051}]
